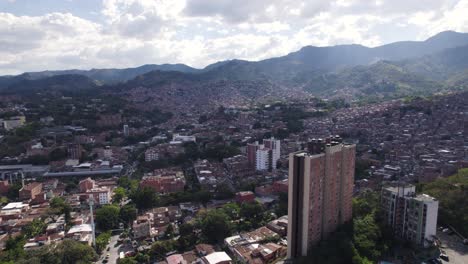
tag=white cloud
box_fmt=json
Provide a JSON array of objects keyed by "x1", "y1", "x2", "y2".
[{"x1": 0, "y1": 0, "x2": 467, "y2": 74}]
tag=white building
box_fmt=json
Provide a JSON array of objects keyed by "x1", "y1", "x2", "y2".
[
  {"x1": 255, "y1": 148, "x2": 270, "y2": 171},
  {"x1": 2, "y1": 116, "x2": 25, "y2": 131},
  {"x1": 263, "y1": 137, "x2": 280, "y2": 165},
  {"x1": 171, "y1": 133, "x2": 196, "y2": 143},
  {"x1": 202, "y1": 251, "x2": 232, "y2": 264},
  {"x1": 123, "y1": 124, "x2": 129, "y2": 137},
  {"x1": 381, "y1": 185, "x2": 438, "y2": 247},
  {"x1": 248, "y1": 138, "x2": 281, "y2": 171},
  {"x1": 97, "y1": 190, "x2": 110, "y2": 205},
  {"x1": 145, "y1": 148, "x2": 159, "y2": 162}
]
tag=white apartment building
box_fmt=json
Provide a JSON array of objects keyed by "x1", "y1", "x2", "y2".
[
  {"x1": 171, "y1": 133, "x2": 196, "y2": 143},
  {"x1": 2, "y1": 116, "x2": 26, "y2": 131},
  {"x1": 381, "y1": 185, "x2": 438, "y2": 247},
  {"x1": 248, "y1": 137, "x2": 281, "y2": 171},
  {"x1": 145, "y1": 148, "x2": 159, "y2": 162},
  {"x1": 255, "y1": 148, "x2": 270, "y2": 171}
]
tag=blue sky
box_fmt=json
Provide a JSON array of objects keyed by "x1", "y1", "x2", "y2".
[{"x1": 0, "y1": 0, "x2": 467, "y2": 75}]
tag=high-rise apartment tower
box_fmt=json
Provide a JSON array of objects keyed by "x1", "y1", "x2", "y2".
[{"x1": 287, "y1": 137, "x2": 355, "y2": 259}]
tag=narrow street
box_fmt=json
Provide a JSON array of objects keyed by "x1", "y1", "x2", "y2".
[{"x1": 96, "y1": 234, "x2": 133, "y2": 264}]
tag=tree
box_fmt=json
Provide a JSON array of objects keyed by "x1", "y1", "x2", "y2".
[
  {"x1": 165, "y1": 224, "x2": 174, "y2": 239},
  {"x1": 222, "y1": 203, "x2": 240, "y2": 220},
  {"x1": 178, "y1": 223, "x2": 194, "y2": 237},
  {"x1": 118, "y1": 258, "x2": 138, "y2": 264},
  {"x1": 120, "y1": 204, "x2": 137, "y2": 225},
  {"x1": 132, "y1": 186, "x2": 159, "y2": 210},
  {"x1": 193, "y1": 190, "x2": 212, "y2": 206},
  {"x1": 23, "y1": 218, "x2": 46, "y2": 238},
  {"x1": 198, "y1": 210, "x2": 232, "y2": 244},
  {"x1": 215, "y1": 183, "x2": 234, "y2": 200},
  {"x1": 96, "y1": 231, "x2": 111, "y2": 253},
  {"x1": 275, "y1": 192, "x2": 288, "y2": 216},
  {"x1": 113, "y1": 187, "x2": 126, "y2": 204},
  {"x1": 118, "y1": 176, "x2": 131, "y2": 189},
  {"x1": 49, "y1": 197, "x2": 72, "y2": 224},
  {"x1": 57, "y1": 239, "x2": 97, "y2": 264},
  {"x1": 6, "y1": 182, "x2": 22, "y2": 200},
  {"x1": 96, "y1": 205, "x2": 120, "y2": 231},
  {"x1": 49, "y1": 148, "x2": 67, "y2": 161},
  {"x1": 198, "y1": 115, "x2": 208, "y2": 124},
  {"x1": 134, "y1": 253, "x2": 150, "y2": 264},
  {"x1": 150, "y1": 240, "x2": 176, "y2": 260},
  {"x1": 240, "y1": 202, "x2": 263, "y2": 222},
  {"x1": 0, "y1": 235, "x2": 26, "y2": 262},
  {"x1": 183, "y1": 142, "x2": 200, "y2": 160},
  {"x1": 353, "y1": 214, "x2": 382, "y2": 260}
]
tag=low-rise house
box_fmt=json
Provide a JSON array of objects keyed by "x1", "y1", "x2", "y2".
[
  {"x1": 133, "y1": 221, "x2": 151, "y2": 240},
  {"x1": 66, "y1": 224, "x2": 93, "y2": 245},
  {"x1": 140, "y1": 170, "x2": 186, "y2": 194},
  {"x1": 235, "y1": 191, "x2": 255, "y2": 203},
  {"x1": 19, "y1": 182, "x2": 43, "y2": 200},
  {"x1": 202, "y1": 252, "x2": 232, "y2": 264}
]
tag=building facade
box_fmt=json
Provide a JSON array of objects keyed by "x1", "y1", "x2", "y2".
[
  {"x1": 145, "y1": 148, "x2": 160, "y2": 162},
  {"x1": 19, "y1": 182, "x2": 43, "y2": 200},
  {"x1": 247, "y1": 138, "x2": 281, "y2": 171},
  {"x1": 287, "y1": 137, "x2": 355, "y2": 259},
  {"x1": 381, "y1": 185, "x2": 438, "y2": 247}
]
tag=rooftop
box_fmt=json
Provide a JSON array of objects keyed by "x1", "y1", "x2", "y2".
[{"x1": 203, "y1": 252, "x2": 232, "y2": 264}]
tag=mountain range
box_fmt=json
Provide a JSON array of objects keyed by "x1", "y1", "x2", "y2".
[{"x1": 2, "y1": 30, "x2": 468, "y2": 106}]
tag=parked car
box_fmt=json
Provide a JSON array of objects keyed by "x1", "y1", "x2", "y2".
[
  {"x1": 463, "y1": 238, "x2": 468, "y2": 245},
  {"x1": 439, "y1": 254, "x2": 449, "y2": 261}
]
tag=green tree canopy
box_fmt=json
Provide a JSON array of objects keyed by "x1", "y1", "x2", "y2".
[
  {"x1": 120, "y1": 204, "x2": 137, "y2": 226},
  {"x1": 96, "y1": 205, "x2": 120, "y2": 231},
  {"x1": 198, "y1": 209, "x2": 232, "y2": 244},
  {"x1": 112, "y1": 187, "x2": 126, "y2": 204},
  {"x1": 131, "y1": 186, "x2": 159, "y2": 210}
]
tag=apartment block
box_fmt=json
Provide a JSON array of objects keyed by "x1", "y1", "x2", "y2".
[
  {"x1": 287, "y1": 137, "x2": 355, "y2": 259},
  {"x1": 247, "y1": 138, "x2": 281, "y2": 171},
  {"x1": 381, "y1": 185, "x2": 438, "y2": 247}
]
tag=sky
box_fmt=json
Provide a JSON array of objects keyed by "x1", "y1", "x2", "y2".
[{"x1": 1, "y1": 0, "x2": 468, "y2": 75}]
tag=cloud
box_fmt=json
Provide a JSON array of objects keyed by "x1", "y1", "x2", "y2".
[{"x1": 0, "y1": 0, "x2": 467, "y2": 74}]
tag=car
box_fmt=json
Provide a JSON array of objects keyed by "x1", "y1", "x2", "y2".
[
  {"x1": 439, "y1": 254, "x2": 449, "y2": 261},
  {"x1": 107, "y1": 247, "x2": 110, "y2": 251},
  {"x1": 442, "y1": 228, "x2": 450, "y2": 233},
  {"x1": 463, "y1": 238, "x2": 468, "y2": 245},
  {"x1": 102, "y1": 260, "x2": 108, "y2": 264},
  {"x1": 106, "y1": 253, "x2": 110, "y2": 258}
]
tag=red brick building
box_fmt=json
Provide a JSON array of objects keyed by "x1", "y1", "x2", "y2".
[
  {"x1": 272, "y1": 180, "x2": 288, "y2": 193},
  {"x1": 287, "y1": 138, "x2": 356, "y2": 258},
  {"x1": 235, "y1": 191, "x2": 255, "y2": 203},
  {"x1": 140, "y1": 175, "x2": 185, "y2": 194},
  {"x1": 19, "y1": 182, "x2": 43, "y2": 200},
  {"x1": 0, "y1": 180, "x2": 9, "y2": 195},
  {"x1": 79, "y1": 178, "x2": 95, "y2": 192}
]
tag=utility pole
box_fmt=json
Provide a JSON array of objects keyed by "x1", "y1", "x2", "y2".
[{"x1": 89, "y1": 195, "x2": 96, "y2": 248}]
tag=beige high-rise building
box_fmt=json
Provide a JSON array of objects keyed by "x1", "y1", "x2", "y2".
[{"x1": 287, "y1": 137, "x2": 356, "y2": 259}]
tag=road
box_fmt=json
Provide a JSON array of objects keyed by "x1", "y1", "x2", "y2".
[
  {"x1": 95, "y1": 234, "x2": 133, "y2": 264},
  {"x1": 438, "y1": 230, "x2": 468, "y2": 264}
]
